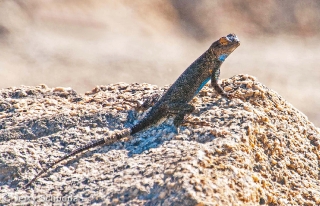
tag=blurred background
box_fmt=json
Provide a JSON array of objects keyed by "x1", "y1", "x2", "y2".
[{"x1": 0, "y1": 0, "x2": 319, "y2": 126}]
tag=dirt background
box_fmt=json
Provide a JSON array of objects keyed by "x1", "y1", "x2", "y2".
[{"x1": 0, "y1": 0, "x2": 319, "y2": 126}]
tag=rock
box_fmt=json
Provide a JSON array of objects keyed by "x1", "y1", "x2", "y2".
[{"x1": 0, "y1": 75, "x2": 319, "y2": 205}]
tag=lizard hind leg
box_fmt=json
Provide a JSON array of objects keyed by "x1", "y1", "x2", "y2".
[
  {"x1": 136, "y1": 93, "x2": 161, "y2": 112},
  {"x1": 166, "y1": 103, "x2": 195, "y2": 128}
]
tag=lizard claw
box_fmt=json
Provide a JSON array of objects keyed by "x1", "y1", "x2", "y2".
[
  {"x1": 221, "y1": 92, "x2": 235, "y2": 99},
  {"x1": 174, "y1": 127, "x2": 180, "y2": 134}
]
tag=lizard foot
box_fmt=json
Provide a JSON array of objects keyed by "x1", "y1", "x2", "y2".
[
  {"x1": 220, "y1": 91, "x2": 236, "y2": 99},
  {"x1": 136, "y1": 93, "x2": 161, "y2": 111},
  {"x1": 165, "y1": 102, "x2": 195, "y2": 128}
]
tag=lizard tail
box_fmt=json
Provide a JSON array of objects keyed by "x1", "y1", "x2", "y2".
[
  {"x1": 24, "y1": 138, "x2": 105, "y2": 188},
  {"x1": 24, "y1": 128, "x2": 131, "y2": 188}
]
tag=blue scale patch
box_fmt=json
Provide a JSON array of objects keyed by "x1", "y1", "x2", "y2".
[
  {"x1": 195, "y1": 77, "x2": 210, "y2": 96},
  {"x1": 219, "y1": 54, "x2": 228, "y2": 61}
]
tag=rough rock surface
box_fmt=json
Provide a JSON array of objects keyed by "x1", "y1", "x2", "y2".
[{"x1": 0, "y1": 74, "x2": 319, "y2": 205}]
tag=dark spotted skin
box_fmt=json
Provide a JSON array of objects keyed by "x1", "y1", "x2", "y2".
[{"x1": 25, "y1": 34, "x2": 240, "y2": 188}]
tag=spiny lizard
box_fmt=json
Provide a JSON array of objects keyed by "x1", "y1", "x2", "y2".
[{"x1": 25, "y1": 33, "x2": 240, "y2": 188}]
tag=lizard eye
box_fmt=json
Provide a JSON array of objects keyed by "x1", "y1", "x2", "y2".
[{"x1": 219, "y1": 37, "x2": 229, "y2": 45}]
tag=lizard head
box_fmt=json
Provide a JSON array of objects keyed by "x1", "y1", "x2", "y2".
[{"x1": 210, "y1": 33, "x2": 240, "y2": 62}]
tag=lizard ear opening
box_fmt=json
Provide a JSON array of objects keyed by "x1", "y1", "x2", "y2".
[{"x1": 219, "y1": 37, "x2": 229, "y2": 45}]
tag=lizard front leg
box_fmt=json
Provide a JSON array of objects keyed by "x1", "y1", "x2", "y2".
[{"x1": 211, "y1": 64, "x2": 234, "y2": 99}]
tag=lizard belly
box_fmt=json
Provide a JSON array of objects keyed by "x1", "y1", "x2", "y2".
[{"x1": 194, "y1": 77, "x2": 210, "y2": 96}]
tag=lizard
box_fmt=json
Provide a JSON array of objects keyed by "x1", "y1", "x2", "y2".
[{"x1": 24, "y1": 33, "x2": 240, "y2": 188}]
